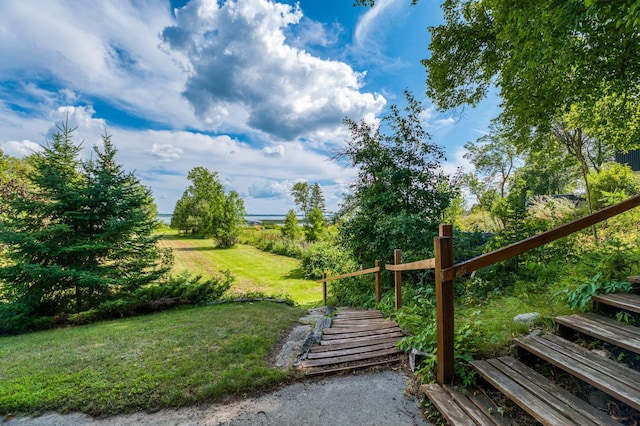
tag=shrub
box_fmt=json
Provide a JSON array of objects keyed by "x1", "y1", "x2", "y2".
[{"x1": 299, "y1": 241, "x2": 356, "y2": 280}]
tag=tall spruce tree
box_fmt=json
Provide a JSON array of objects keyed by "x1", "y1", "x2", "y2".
[{"x1": 0, "y1": 122, "x2": 171, "y2": 322}]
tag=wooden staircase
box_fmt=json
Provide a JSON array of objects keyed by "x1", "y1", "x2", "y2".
[
  {"x1": 423, "y1": 290, "x2": 640, "y2": 425},
  {"x1": 298, "y1": 308, "x2": 405, "y2": 376}
]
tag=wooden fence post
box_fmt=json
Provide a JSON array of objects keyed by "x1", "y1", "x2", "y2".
[
  {"x1": 394, "y1": 249, "x2": 402, "y2": 311},
  {"x1": 322, "y1": 272, "x2": 327, "y2": 305},
  {"x1": 375, "y1": 260, "x2": 381, "y2": 304},
  {"x1": 435, "y1": 224, "x2": 454, "y2": 385}
]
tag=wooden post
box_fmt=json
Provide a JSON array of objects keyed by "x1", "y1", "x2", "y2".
[
  {"x1": 322, "y1": 272, "x2": 327, "y2": 305},
  {"x1": 394, "y1": 249, "x2": 402, "y2": 311},
  {"x1": 435, "y1": 224, "x2": 454, "y2": 385},
  {"x1": 375, "y1": 260, "x2": 381, "y2": 304}
]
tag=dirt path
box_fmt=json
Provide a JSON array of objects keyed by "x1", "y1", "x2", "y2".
[{"x1": 3, "y1": 370, "x2": 432, "y2": 425}]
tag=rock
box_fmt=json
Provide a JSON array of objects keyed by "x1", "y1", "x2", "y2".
[
  {"x1": 513, "y1": 312, "x2": 540, "y2": 324},
  {"x1": 588, "y1": 389, "x2": 610, "y2": 411},
  {"x1": 409, "y1": 348, "x2": 429, "y2": 372},
  {"x1": 274, "y1": 325, "x2": 312, "y2": 368}
]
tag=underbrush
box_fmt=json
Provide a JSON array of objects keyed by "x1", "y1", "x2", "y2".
[
  {"x1": 239, "y1": 227, "x2": 305, "y2": 258},
  {"x1": 0, "y1": 271, "x2": 234, "y2": 335}
]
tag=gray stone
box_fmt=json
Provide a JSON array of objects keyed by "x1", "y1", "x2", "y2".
[{"x1": 513, "y1": 312, "x2": 540, "y2": 324}]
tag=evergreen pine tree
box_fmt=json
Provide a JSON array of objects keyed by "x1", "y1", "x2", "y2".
[{"x1": 0, "y1": 122, "x2": 171, "y2": 325}]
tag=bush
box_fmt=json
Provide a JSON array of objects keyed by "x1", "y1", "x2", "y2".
[
  {"x1": 0, "y1": 272, "x2": 235, "y2": 335},
  {"x1": 299, "y1": 241, "x2": 356, "y2": 280}
]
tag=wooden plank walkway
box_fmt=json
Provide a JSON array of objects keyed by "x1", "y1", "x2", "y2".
[{"x1": 298, "y1": 308, "x2": 405, "y2": 375}]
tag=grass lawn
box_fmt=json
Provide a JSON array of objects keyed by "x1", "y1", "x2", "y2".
[
  {"x1": 0, "y1": 302, "x2": 305, "y2": 417},
  {"x1": 159, "y1": 231, "x2": 322, "y2": 306}
]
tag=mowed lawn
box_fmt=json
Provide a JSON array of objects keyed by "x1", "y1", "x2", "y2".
[
  {"x1": 0, "y1": 303, "x2": 305, "y2": 417},
  {"x1": 159, "y1": 232, "x2": 323, "y2": 306}
]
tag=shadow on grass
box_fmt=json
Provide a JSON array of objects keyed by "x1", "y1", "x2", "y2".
[
  {"x1": 171, "y1": 246, "x2": 219, "y2": 251},
  {"x1": 283, "y1": 268, "x2": 305, "y2": 280}
]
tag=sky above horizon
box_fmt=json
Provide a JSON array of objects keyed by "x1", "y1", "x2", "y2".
[{"x1": 0, "y1": 0, "x2": 499, "y2": 214}]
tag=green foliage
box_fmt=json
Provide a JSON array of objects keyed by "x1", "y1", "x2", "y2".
[
  {"x1": 304, "y1": 206, "x2": 327, "y2": 242},
  {"x1": 588, "y1": 162, "x2": 640, "y2": 209},
  {"x1": 463, "y1": 122, "x2": 520, "y2": 198},
  {"x1": 171, "y1": 167, "x2": 246, "y2": 246},
  {"x1": 281, "y1": 209, "x2": 301, "y2": 240},
  {"x1": 240, "y1": 228, "x2": 304, "y2": 258},
  {"x1": 291, "y1": 182, "x2": 327, "y2": 241},
  {"x1": 425, "y1": 0, "x2": 640, "y2": 152},
  {"x1": 558, "y1": 273, "x2": 632, "y2": 312},
  {"x1": 395, "y1": 290, "x2": 480, "y2": 386},
  {"x1": 299, "y1": 240, "x2": 356, "y2": 280},
  {"x1": 0, "y1": 270, "x2": 234, "y2": 334},
  {"x1": 0, "y1": 122, "x2": 171, "y2": 330},
  {"x1": 217, "y1": 190, "x2": 246, "y2": 248},
  {"x1": 337, "y1": 90, "x2": 457, "y2": 267}
]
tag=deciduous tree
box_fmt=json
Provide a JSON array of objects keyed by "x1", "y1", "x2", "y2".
[{"x1": 337, "y1": 90, "x2": 456, "y2": 265}]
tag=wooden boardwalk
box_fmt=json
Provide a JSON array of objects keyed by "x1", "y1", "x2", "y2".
[{"x1": 298, "y1": 308, "x2": 406, "y2": 376}]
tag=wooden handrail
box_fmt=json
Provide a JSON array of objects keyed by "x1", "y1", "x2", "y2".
[
  {"x1": 386, "y1": 258, "x2": 435, "y2": 272},
  {"x1": 317, "y1": 265, "x2": 381, "y2": 283},
  {"x1": 442, "y1": 194, "x2": 640, "y2": 282}
]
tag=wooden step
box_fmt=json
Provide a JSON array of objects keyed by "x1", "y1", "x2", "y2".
[
  {"x1": 514, "y1": 333, "x2": 640, "y2": 411},
  {"x1": 422, "y1": 383, "x2": 517, "y2": 426},
  {"x1": 556, "y1": 312, "x2": 640, "y2": 355},
  {"x1": 470, "y1": 356, "x2": 620, "y2": 426},
  {"x1": 593, "y1": 293, "x2": 640, "y2": 314}
]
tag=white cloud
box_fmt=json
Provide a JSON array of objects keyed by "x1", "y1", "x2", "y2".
[
  {"x1": 162, "y1": 0, "x2": 386, "y2": 140},
  {"x1": 354, "y1": 0, "x2": 400, "y2": 48},
  {"x1": 1, "y1": 140, "x2": 43, "y2": 157},
  {"x1": 148, "y1": 143, "x2": 185, "y2": 162},
  {"x1": 263, "y1": 145, "x2": 285, "y2": 157},
  {"x1": 0, "y1": 0, "x2": 197, "y2": 128}
]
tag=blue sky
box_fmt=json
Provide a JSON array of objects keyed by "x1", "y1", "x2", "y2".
[{"x1": 0, "y1": 0, "x2": 499, "y2": 214}]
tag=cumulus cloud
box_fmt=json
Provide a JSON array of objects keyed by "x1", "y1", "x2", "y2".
[
  {"x1": 148, "y1": 143, "x2": 185, "y2": 161},
  {"x1": 1, "y1": 140, "x2": 43, "y2": 157},
  {"x1": 0, "y1": 0, "x2": 196, "y2": 128},
  {"x1": 262, "y1": 145, "x2": 285, "y2": 157},
  {"x1": 162, "y1": 0, "x2": 386, "y2": 140},
  {"x1": 248, "y1": 179, "x2": 290, "y2": 199}
]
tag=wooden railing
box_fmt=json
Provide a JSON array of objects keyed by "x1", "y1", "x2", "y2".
[
  {"x1": 318, "y1": 261, "x2": 382, "y2": 305},
  {"x1": 319, "y1": 194, "x2": 640, "y2": 385}
]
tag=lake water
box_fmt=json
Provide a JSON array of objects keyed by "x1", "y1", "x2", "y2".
[{"x1": 156, "y1": 214, "x2": 294, "y2": 225}]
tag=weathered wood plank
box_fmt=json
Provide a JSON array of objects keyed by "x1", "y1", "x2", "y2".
[
  {"x1": 321, "y1": 326, "x2": 401, "y2": 340},
  {"x1": 334, "y1": 309, "x2": 383, "y2": 318},
  {"x1": 514, "y1": 334, "x2": 640, "y2": 410},
  {"x1": 299, "y1": 347, "x2": 402, "y2": 368},
  {"x1": 442, "y1": 385, "x2": 510, "y2": 426},
  {"x1": 302, "y1": 354, "x2": 404, "y2": 376},
  {"x1": 470, "y1": 359, "x2": 583, "y2": 425},
  {"x1": 466, "y1": 387, "x2": 520, "y2": 426},
  {"x1": 593, "y1": 293, "x2": 640, "y2": 314},
  {"x1": 318, "y1": 266, "x2": 380, "y2": 283},
  {"x1": 310, "y1": 335, "x2": 402, "y2": 352},
  {"x1": 556, "y1": 313, "x2": 640, "y2": 355},
  {"x1": 491, "y1": 357, "x2": 619, "y2": 426},
  {"x1": 319, "y1": 331, "x2": 404, "y2": 346},
  {"x1": 422, "y1": 384, "x2": 477, "y2": 426},
  {"x1": 322, "y1": 322, "x2": 399, "y2": 334},
  {"x1": 306, "y1": 341, "x2": 398, "y2": 359},
  {"x1": 385, "y1": 258, "x2": 436, "y2": 272}
]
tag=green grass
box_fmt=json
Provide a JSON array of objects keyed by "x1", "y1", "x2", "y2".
[
  {"x1": 456, "y1": 284, "x2": 575, "y2": 358},
  {"x1": 160, "y1": 231, "x2": 322, "y2": 306},
  {"x1": 0, "y1": 302, "x2": 305, "y2": 417}
]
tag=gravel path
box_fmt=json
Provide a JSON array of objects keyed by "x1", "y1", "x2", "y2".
[{"x1": 3, "y1": 370, "x2": 432, "y2": 426}]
